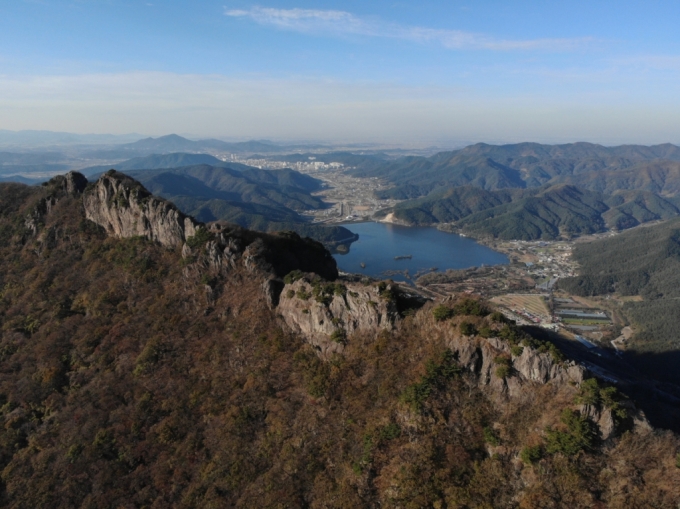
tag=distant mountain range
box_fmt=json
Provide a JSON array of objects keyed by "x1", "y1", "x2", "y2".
[
  {"x1": 355, "y1": 142, "x2": 680, "y2": 239},
  {"x1": 378, "y1": 184, "x2": 680, "y2": 240},
  {"x1": 79, "y1": 152, "x2": 239, "y2": 176},
  {"x1": 0, "y1": 130, "x2": 336, "y2": 159},
  {"x1": 0, "y1": 145, "x2": 357, "y2": 246},
  {"x1": 352, "y1": 142, "x2": 680, "y2": 198},
  {"x1": 83, "y1": 134, "x2": 331, "y2": 159},
  {"x1": 119, "y1": 134, "x2": 283, "y2": 154},
  {"x1": 10, "y1": 138, "x2": 680, "y2": 243}
]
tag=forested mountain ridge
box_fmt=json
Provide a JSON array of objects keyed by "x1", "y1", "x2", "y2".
[
  {"x1": 115, "y1": 134, "x2": 282, "y2": 155},
  {"x1": 122, "y1": 165, "x2": 355, "y2": 245},
  {"x1": 129, "y1": 165, "x2": 324, "y2": 211},
  {"x1": 353, "y1": 142, "x2": 680, "y2": 199},
  {"x1": 561, "y1": 217, "x2": 680, "y2": 299},
  {"x1": 0, "y1": 172, "x2": 677, "y2": 507},
  {"x1": 559, "y1": 218, "x2": 680, "y2": 381},
  {"x1": 377, "y1": 184, "x2": 680, "y2": 240},
  {"x1": 79, "y1": 152, "x2": 240, "y2": 176}
]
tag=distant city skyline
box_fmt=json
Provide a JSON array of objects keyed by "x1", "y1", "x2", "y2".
[{"x1": 2, "y1": 1, "x2": 680, "y2": 145}]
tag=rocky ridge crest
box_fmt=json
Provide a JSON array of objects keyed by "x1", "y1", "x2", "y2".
[
  {"x1": 83, "y1": 170, "x2": 199, "y2": 248},
  {"x1": 51, "y1": 171, "x2": 645, "y2": 439},
  {"x1": 80, "y1": 172, "x2": 338, "y2": 300}
]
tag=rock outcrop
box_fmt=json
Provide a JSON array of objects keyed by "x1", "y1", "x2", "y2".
[
  {"x1": 79, "y1": 173, "x2": 338, "y2": 308},
  {"x1": 451, "y1": 333, "x2": 585, "y2": 393},
  {"x1": 278, "y1": 279, "x2": 400, "y2": 354},
  {"x1": 581, "y1": 404, "x2": 617, "y2": 440},
  {"x1": 52, "y1": 171, "x2": 88, "y2": 196},
  {"x1": 83, "y1": 171, "x2": 199, "y2": 248},
  {"x1": 410, "y1": 311, "x2": 587, "y2": 393},
  {"x1": 24, "y1": 171, "x2": 88, "y2": 237}
]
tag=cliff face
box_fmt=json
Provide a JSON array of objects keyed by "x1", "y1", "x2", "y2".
[
  {"x1": 279, "y1": 280, "x2": 584, "y2": 390},
  {"x1": 82, "y1": 173, "x2": 338, "y2": 299},
  {"x1": 440, "y1": 325, "x2": 587, "y2": 394},
  {"x1": 83, "y1": 171, "x2": 199, "y2": 248},
  {"x1": 278, "y1": 279, "x2": 400, "y2": 354}
]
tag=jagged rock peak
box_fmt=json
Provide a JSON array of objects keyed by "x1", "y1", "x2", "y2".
[
  {"x1": 47, "y1": 171, "x2": 88, "y2": 195},
  {"x1": 83, "y1": 170, "x2": 199, "y2": 248},
  {"x1": 23, "y1": 172, "x2": 89, "y2": 237}
]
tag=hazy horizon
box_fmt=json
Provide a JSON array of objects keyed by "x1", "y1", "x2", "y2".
[
  {"x1": 3, "y1": 128, "x2": 680, "y2": 150},
  {"x1": 3, "y1": 1, "x2": 680, "y2": 145}
]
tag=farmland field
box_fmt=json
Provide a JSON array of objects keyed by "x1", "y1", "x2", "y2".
[{"x1": 491, "y1": 294, "x2": 550, "y2": 318}]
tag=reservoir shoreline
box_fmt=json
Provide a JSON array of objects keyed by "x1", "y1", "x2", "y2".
[{"x1": 331, "y1": 221, "x2": 509, "y2": 283}]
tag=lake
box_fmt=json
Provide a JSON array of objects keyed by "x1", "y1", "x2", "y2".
[{"x1": 333, "y1": 222, "x2": 508, "y2": 281}]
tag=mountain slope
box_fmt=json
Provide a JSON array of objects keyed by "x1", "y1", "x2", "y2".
[
  {"x1": 379, "y1": 184, "x2": 680, "y2": 240},
  {"x1": 560, "y1": 217, "x2": 680, "y2": 300},
  {"x1": 79, "y1": 152, "x2": 245, "y2": 176},
  {"x1": 130, "y1": 166, "x2": 325, "y2": 211},
  {"x1": 550, "y1": 160, "x2": 680, "y2": 196},
  {"x1": 455, "y1": 185, "x2": 609, "y2": 240},
  {"x1": 559, "y1": 218, "x2": 680, "y2": 381},
  {"x1": 0, "y1": 174, "x2": 676, "y2": 507}
]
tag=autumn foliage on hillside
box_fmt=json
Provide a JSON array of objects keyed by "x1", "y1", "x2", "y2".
[{"x1": 0, "y1": 179, "x2": 678, "y2": 508}]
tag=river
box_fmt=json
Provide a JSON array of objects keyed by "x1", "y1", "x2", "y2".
[{"x1": 333, "y1": 222, "x2": 508, "y2": 282}]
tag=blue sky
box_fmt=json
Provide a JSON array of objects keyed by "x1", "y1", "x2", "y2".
[{"x1": 2, "y1": 0, "x2": 680, "y2": 144}]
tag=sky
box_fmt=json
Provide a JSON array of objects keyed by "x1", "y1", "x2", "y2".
[{"x1": 2, "y1": 0, "x2": 680, "y2": 145}]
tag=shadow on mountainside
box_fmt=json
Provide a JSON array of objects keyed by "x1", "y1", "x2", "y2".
[{"x1": 523, "y1": 326, "x2": 680, "y2": 433}]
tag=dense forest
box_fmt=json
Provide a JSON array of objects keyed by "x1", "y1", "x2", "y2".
[{"x1": 0, "y1": 176, "x2": 677, "y2": 507}]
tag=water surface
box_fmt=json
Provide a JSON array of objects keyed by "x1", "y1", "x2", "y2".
[{"x1": 333, "y1": 222, "x2": 508, "y2": 281}]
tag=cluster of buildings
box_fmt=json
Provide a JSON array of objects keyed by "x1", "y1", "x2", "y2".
[{"x1": 503, "y1": 240, "x2": 577, "y2": 285}]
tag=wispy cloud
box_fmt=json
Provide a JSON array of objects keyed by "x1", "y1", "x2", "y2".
[{"x1": 224, "y1": 7, "x2": 594, "y2": 51}]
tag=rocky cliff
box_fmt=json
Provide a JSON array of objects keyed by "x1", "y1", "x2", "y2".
[
  {"x1": 83, "y1": 170, "x2": 199, "y2": 248},
  {"x1": 82, "y1": 172, "x2": 338, "y2": 298},
  {"x1": 278, "y1": 278, "x2": 401, "y2": 354},
  {"x1": 24, "y1": 171, "x2": 88, "y2": 237},
  {"x1": 279, "y1": 289, "x2": 646, "y2": 439}
]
